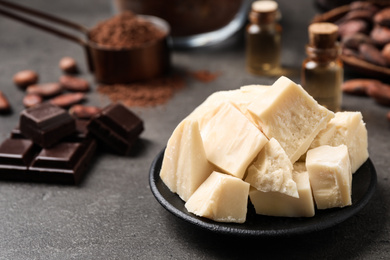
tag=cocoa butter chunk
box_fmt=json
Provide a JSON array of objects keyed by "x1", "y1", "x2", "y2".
[
  {"x1": 26, "y1": 83, "x2": 62, "y2": 97},
  {"x1": 370, "y1": 25, "x2": 390, "y2": 46},
  {"x1": 185, "y1": 171, "x2": 250, "y2": 223},
  {"x1": 13, "y1": 70, "x2": 39, "y2": 89},
  {"x1": 87, "y1": 103, "x2": 144, "y2": 155},
  {"x1": 0, "y1": 91, "x2": 11, "y2": 113},
  {"x1": 59, "y1": 75, "x2": 90, "y2": 92},
  {"x1": 59, "y1": 57, "x2": 78, "y2": 74},
  {"x1": 358, "y1": 43, "x2": 388, "y2": 67},
  {"x1": 306, "y1": 145, "x2": 352, "y2": 209},
  {"x1": 374, "y1": 7, "x2": 390, "y2": 27}
]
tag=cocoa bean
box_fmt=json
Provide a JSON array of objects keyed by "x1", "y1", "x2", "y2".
[
  {"x1": 26, "y1": 83, "x2": 62, "y2": 97},
  {"x1": 59, "y1": 57, "x2": 78, "y2": 74},
  {"x1": 341, "y1": 33, "x2": 374, "y2": 50},
  {"x1": 338, "y1": 19, "x2": 369, "y2": 38},
  {"x1": 359, "y1": 43, "x2": 388, "y2": 67},
  {"x1": 23, "y1": 94, "x2": 43, "y2": 108},
  {"x1": 69, "y1": 104, "x2": 101, "y2": 119},
  {"x1": 342, "y1": 47, "x2": 360, "y2": 58},
  {"x1": 13, "y1": 70, "x2": 39, "y2": 89},
  {"x1": 370, "y1": 25, "x2": 390, "y2": 46},
  {"x1": 382, "y1": 43, "x2": 390, "y2": 65},
  {"x1": 387, "y1": 111, "x2": 390, "y2": 122},
  {"x1": 344, "y1": 9, "x2": 376, "y2": 23},
  {"x1": 0, "y1": 91, "x2": 11, "y2": 113},
  {"x1": 374, "y1": 7, "x2": 390, "y2": 27},
  {"x1": 350, "y1": 1, "x2": 379, "y2": 13},
  {"x1": 367, "y1": 82, "x2": 390, "y2": 106},
  {"x1": 342, "y1": 78, "x2": 382, "y2": 96},
  {"x1": 59, "y1": 75, "x2": 90, "y2": 92},
  {"x1": 49, "y1": 92, "x2": 85, "y2": 108}
]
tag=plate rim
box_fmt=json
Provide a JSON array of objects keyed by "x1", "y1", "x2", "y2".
[{"x1": 149, "y1": 148, "x2": 377, "y2": 237}]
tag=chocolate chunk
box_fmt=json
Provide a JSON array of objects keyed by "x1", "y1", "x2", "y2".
[
  {"x1": 29, "y1": 139, "x2": 96, "y2": 184},
  {"x1": 0, "y1": 138, "x2": 40, "y2": 181},
  {"x1": 88, "y1": 103, "x2": 144, "y2": 155},
  {"x1": 19, "y1": 102, "x2": 76, "y2": 147},
  {"x1": 64, "y1": 119, "x2": 91, "y2": 142}
]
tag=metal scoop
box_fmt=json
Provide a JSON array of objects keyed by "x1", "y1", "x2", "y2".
[{"x1": 0, "y1": 0, "x2": 171, "y2": 84}]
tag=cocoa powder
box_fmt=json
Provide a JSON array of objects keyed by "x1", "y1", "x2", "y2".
[
  {"x1": 189, "y1": 70, "x2": 221, "y2": 83},
  {"x1": 89, "y1": 11, "x2": 166, "y2": 48},
  {"x1": 98, "y1": 75, "x2": 185, "y2": 107}
]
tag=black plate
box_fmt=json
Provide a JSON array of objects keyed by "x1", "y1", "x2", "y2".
[{"x1": 149, "y1": 149, "x2": 377, "y2": 237}]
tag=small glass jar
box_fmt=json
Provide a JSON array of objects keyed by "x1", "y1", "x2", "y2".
[
  {"x1": 245, "y1": 0, "x2": 281, "y2": 76},
  {"x1": 301, "y1": 23, "x2": 343, "y2": 112}
]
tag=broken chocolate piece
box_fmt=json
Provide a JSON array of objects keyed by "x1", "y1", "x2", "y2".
[
  {"x1": 0, "y1": 138, "x2": 40, "y2": 181},
  {"x1": 88, "y1": 103, "x2": 144, "y2": 155},
  {"x1": 29, "y1": 139, "x2": 97, "y2": 184},
  {"x1": 19, "y1": 102, "x2": 76, "y2": 147}
]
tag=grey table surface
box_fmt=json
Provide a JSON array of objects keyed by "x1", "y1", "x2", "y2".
[{"x1": 0, "y1": 0, "x2": 389, "y2": 259}]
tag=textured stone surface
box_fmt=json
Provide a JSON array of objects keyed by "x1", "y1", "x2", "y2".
[{"x1": 0, "y1": 0, "x2": 389, "y2": 259}]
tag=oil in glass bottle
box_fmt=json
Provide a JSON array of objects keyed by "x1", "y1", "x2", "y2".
[
  {"x1": 301, "y1": 22, "x2": 343, "y2": 112},
  {"x1": 246, "y1": 0, "x2": 281, "y2": 75}
]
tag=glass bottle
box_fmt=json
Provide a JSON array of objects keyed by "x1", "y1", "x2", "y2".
[
  {"x1": 246, "y1": 0, "x2": 281, "y2": 75},
  {"x1": 301, "y1": 22, "x2": 343, "y2": 112}
]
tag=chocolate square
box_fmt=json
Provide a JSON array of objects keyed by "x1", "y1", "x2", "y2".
[
  {"x1": 29, "y1": 139, "x2": 97, "y2": 184},
  {"x1": 88, "y1": 103, "x2": 144, "y2": 155},
  {"x1": 0, "y1": 138, "x2": 40, "y2": 181},
  {"x1": 19, "y1": 102, "x2": 76, "y2": 147}
]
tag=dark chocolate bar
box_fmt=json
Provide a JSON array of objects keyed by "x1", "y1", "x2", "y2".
[
  {"x1": 0, "y1": 138, "x2": 40, "y2": 181},
  {"x1": 88, "y1": 103, "x2": 144, "y2": 155},
  {"x1": 29, "y1": 139, "x2": 97, "y2": 184},
  {"x1": 19, "y1": 102, "x2": 76, "y2": 147},
  {"x1": 13, "y1": 119, "x2": 90, "y2": 142}
]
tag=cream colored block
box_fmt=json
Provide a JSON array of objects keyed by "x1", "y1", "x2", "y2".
[
  {"x1": 201, "y1": 102, "x2": 268, "y2": 179},
  {"x1": 249, "y1": 162, "x2": 315, "y2": 217},
  {"x1": 306, "y1": 145, "x2": 352, "y2": 209},
  {"x1": 245, "y1": 138, "x2": 298, "y2": 198},
  {"x1": 185, "y1": 171, "x2": 250, "y2": 223},
  {"x1": 160, "y1": 118, "x2": 213, "y2": 201},
  {"x1": 188, "y1": 85, "x2": 270, "y2": 129},
  {"x1": 309, "y1": 111, "x2": 368, "y2": 173},
  {"x1": 247, "y1": 76, "x2": 334, "y2": 163}
]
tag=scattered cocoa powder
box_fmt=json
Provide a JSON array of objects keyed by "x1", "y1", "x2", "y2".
[
  {"x1": 98, "y1": 75, "x2": 185, "y2": 107},
  {"x1": 89, "y1": 11, "x2": 166, "y2": 48},
  {"x1": 189, "y1": 70, "x2": 221, "y2": 83}
]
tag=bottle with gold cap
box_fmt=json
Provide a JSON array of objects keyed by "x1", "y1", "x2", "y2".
[
  {"x1": 301, "y1": 22, "x2": 343, "y2": 112},
  {"x1": 246, "y1": 0, "x2": 281, "y2": 75}
]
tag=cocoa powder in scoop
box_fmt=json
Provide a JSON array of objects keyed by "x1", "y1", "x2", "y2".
[{"x1": 89, "y1": 11, "x2": 166, "y2": 48}]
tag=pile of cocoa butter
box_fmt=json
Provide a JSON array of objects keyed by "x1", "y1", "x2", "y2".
[{"x1": 336, "y1": 1, "x2": 390, "y2": 67}]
